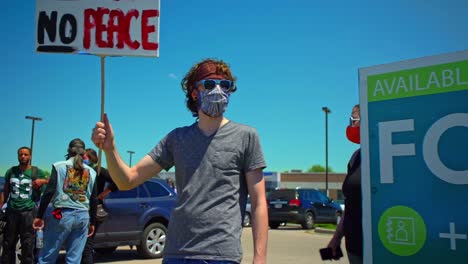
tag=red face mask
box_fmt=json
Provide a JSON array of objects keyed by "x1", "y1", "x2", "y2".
[{"x1": 346, "y1": 126, "x2": 360, "y2": 144}]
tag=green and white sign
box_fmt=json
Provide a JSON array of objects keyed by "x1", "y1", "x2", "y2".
[{"x1": 359, "y1": 50, "x2": 468, "y2": 263}]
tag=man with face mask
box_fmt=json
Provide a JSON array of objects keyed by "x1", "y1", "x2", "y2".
[
  {"x1": 91, "y1": 58, "x2": 268, "y2": 264},
  {"x1": 326, "y1": 104, "x2": 363, "y2": 264}
]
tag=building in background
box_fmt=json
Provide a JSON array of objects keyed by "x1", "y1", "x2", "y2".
[
  {"x1": 157, "y1": 171, "x2": 345, "y2": 200},
  {"x1": 277, "y1": 171, "x2": 345, "y2": 200}
]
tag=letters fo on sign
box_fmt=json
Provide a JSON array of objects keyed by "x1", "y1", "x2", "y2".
[{"x1": 35, "y1": 0, "x2": 160, "y2": 57}]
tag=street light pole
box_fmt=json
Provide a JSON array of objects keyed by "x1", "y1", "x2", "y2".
[
  {"x1": 25, "y1": 115, "x2": 43, "y2": 165},
  {"x1": 321, "y1": 107, "x2": 331, "y2": 197},
  {"x1": 127, "y1": 150, "x2": 135, "y2": 167}
]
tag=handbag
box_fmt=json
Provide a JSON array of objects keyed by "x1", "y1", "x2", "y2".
[{"x1": 96, "y1": 204, "x2": 109, "y2": 222}]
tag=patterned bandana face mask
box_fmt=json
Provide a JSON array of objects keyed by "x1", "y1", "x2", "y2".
[{"x1": 197, "y1": 86, "x2": 230, "y2": 117}]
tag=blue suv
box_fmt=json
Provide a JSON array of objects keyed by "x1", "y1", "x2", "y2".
[
  {"x1": 268, "y1": 188, "x2": 342, "y2": 229},
  {"x1": 94, "y1": 178, "x2": 176, "y2": 259}
]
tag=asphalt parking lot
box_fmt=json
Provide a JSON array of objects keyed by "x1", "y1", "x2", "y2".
[{"x1": 83, "y1": 225, "x2": 349, "y2": 264}]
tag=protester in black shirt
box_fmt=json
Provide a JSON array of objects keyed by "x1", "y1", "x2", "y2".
[
  {"x1": 81, "y1": 148, "x2": 119, "y2": 264},
  {"x1": 327, "y1": 104, "x2": 363, "y2": 264}
]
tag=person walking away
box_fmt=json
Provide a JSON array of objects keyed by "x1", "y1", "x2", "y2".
[
  {"x1": 91, "y1": 58, "x2": 269, "y2": 264},
  {"x1": 33, "y1": 138, "x2": 98, "y2": 264},
  {"x1": 0, "y1": 146, "x2": 47, "y2": 264}
]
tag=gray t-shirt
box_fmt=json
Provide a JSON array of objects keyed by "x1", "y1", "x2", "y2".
[{"x1": 149, "y1": 121, "x2": 266, "y2": 263}]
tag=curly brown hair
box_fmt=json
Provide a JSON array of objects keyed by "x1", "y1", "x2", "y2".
[{"x1": 181, "y1": 58, "x2": 237, "y2": 115}]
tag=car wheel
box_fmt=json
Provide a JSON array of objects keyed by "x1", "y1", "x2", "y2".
[
  {"x1": 301, "y1": 212, "x2": 315, "y2": 229},
  {"x1": 243, "y1": 213, "x2": 251, "y2": 227},
  {"x1": 269, "y1": 221, "x2": 281, "y2": 229},
  {"x1": 137, "y1": 222, "x2": 167, "y2": 259},
  {"x1": 95, "y1": 247, "x2": 117, "y2": 255}
]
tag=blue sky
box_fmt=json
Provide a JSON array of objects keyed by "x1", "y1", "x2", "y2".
[{"x1": 2, "y1": 0, "x2": 468, "y2": 175}]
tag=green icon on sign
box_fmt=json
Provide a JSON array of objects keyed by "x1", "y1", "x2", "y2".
[{"x1": 378, "y1": 206, "x2": 427, "y2": 256}]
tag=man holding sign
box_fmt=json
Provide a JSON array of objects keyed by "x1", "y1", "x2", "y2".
[{"x1": 92, "y1": 59, "x2": 268, "y2": 264}]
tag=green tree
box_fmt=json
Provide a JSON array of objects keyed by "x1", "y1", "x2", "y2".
[{"x1": 307, "y1": 164, "x2": 333, "y2": 173}]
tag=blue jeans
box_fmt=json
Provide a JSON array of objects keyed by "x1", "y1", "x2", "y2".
[
  {"x1": 162, "y1": 258, "x2": 238, "y2": 264},
  {"x1": 39, "y1": 208, "x2": 90, "y2": 264}
]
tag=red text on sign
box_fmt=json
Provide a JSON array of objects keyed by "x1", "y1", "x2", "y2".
[{"x1": 83, "y1": 8, "x2": 159, "y2": 51}]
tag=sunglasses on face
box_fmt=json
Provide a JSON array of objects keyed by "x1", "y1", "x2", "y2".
[
  {"x1": 349, "y1": 116, "x2": 360, "y2": 126},
  {"x1": 195, "y1": 79, "x2": 234, "y2": 91}
]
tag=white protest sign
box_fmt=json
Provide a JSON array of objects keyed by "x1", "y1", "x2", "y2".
[{"x1": 35, "y1": 0, "x2": 160, "y2": 57}]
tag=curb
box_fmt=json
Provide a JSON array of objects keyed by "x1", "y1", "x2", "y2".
[{"x1": 314, "y1": 227, "x2": 336, "y2": 235}]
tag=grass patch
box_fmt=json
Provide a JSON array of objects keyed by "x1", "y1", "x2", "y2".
[{"x1": 315, "y1": 223, "x2": 336, "y2": 230}]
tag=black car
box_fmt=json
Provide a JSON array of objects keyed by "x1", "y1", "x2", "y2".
[
  {"x1": 94, "y1": 178, "x2": 176, "y2": 259},
  {"x1": 268, "y1": 188, "x2": 342, "y2": 229}
]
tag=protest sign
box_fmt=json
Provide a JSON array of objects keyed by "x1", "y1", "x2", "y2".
[
  {"x1": 36, "y1": 0, "x2": 160, "y2": 57},
  {"x1": 360, "y1": 50, "x2": 468, "y2": 263}
]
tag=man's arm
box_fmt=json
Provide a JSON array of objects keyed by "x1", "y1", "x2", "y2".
[
  {"x1": 1, "y1": 174, "x2": 11, "y2": 208},
  {"x1": 327, "y1": 213, "x2": 345, "y2": 256},
  {"x1": 32, "y1": 179, "x2": 48, "y2": 189},
  {"x1": 0, "y1": 192, "x2": 5, "y2": 208},
  {"x1": 246, "y1": 168, "x2": 268, "y2": 264},
  {"x1": 92, "y1": 114, "x2": 163, "y2": 190},
  {"x1": 96, "y1": 168, "x2": 118, "y2": 201},
  {"x1": 97, "y1": 188, "x2": 112, "y2": 201},
  {"x1": 105, "y1": 153, "x2": 163, "y2": 191},
  {"x1": 36, "y1": 167, "x2": 57, "y2": 220},
  {"x1": 89, "y1": 179, "x2": 98, "y2": 232},
  {"x1": 32, "y1": 169, "x2": 49, "y2": 190}
]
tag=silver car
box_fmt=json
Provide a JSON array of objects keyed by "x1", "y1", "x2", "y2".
[{"x1": 243, "y1": 200, "x2": 252, "y2": 227}]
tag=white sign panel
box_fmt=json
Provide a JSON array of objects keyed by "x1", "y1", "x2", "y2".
[{"x1": 35, "y1": 0, "x2": 160, "y2": 57}]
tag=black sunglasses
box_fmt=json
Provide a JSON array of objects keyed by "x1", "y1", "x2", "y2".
[{"x1": 195, "y1": 79, "x2": 234, "y2": 91}]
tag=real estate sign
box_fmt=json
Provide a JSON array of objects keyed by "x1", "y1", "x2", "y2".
[
  {"x1": 359, "y1": 50, "x2": 468, "y2": 263},
  {"x1": 35, "y1": 0, "x2": 160, "y2": 57}
]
